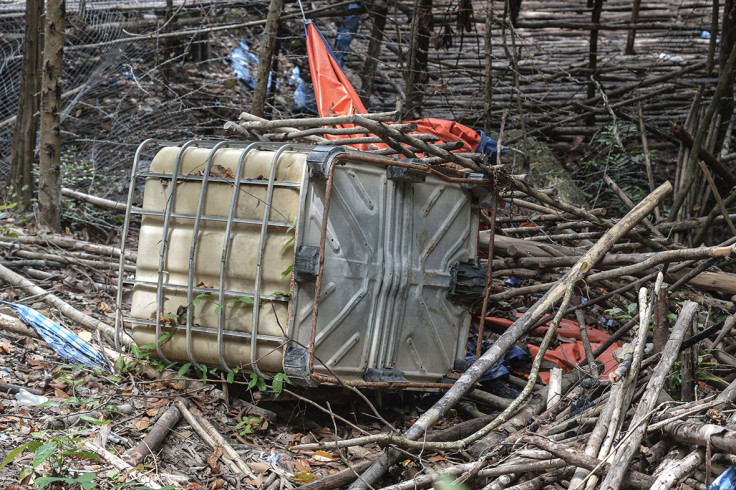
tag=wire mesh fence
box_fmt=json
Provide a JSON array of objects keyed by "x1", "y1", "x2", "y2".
[{"x1": 0, "y1": 0, "x2": 721, "y2": 199}]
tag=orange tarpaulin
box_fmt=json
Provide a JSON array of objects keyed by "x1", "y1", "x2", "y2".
[
  {"x1": 305, "y1": 20, "x2": 482, "y2": 154},
  {"x1": 482, "y1": 315, "x2": 621, "y2": 384}
]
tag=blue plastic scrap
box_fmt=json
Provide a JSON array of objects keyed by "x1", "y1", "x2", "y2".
[
  {"x1": 333, "y1": 4, "x2": 362, "y2": 66},
  {"x1": 476, "y1": 130, "x2": 502, "y2": 159},
  {"x1": 465, "y1": 332, "x2": 530, "y2": 383},
  {"x1": 290, "y1": 66, "x2": 319, "y2": 114},
  {"x1": 707, "y1": 462, "x2": 736, "y2": 490},
  {"x1": 229, "y1": 40, "x2": 279, "y2": 93},
  {"x1": 1, "y1": 301, "x2": 109, "y2": 371}
]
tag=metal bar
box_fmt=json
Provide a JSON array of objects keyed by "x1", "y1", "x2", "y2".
[
  {"x1": 115, "y1": 138, "x2": 158, "y2": 351},
  {"x1": 131, "y1": 210, "x2": 293, "y2": 228},
  {"x1": 122, "y1": 318, "x2": 286, "y2": 343},
  {"x1": 121, "y1": 279, "x2": 290, "y2": 302},
  {"x1": 217, "y1": 142, "x2": 261, "y2": 372},
  {"x1": 133, "y1": 172, "x2": 301, "y2": 188},
  {"x1": 154, "y1": 140, "x2": 199, "y2": 363},
  {"x1": 250, "y1": 144, "x2": 295, "y2": 380},
  {"x1": 185, "y1": 141, "x2": 230, "y2": 371}
]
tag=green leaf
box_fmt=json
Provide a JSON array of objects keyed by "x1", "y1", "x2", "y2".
[
  {"x1": 26, "y1": 441, "x2": 43, "y2": 452},
  {"x1": 281, "y1": 237, "x2": 295, "y2": 253},
  {"x1": 227, "y1": 370, "x2": 235, "y2": 384},
  {"x1": 178, "y1": 363, "x2": 192, "y2": 378},
  {"x1": 36, "y1": 476, "x2": 77, "y2": 489},
  {"x1": 271, "y1": 373, "x2": 293, "y2": 398},
  {"x1": 60, "y1": 450, "x2": 99, "y2": 460},
  {"x1": 627, "y1": 303, "x2": 637, "y2": 314},
  {"x1": 280, "y1": 264, "x2": 294, "y2": 279},
  {"x1": 32, "y1": 441, "x2": 58, "y2": 468},
  {"x1": 79, "y1": 414, "x2": 110, "y2": 425},
  {"x1": 76, "y1": 472, "x2": 97, "y2": 483},
  {"x1": 667, "y1": 313, "x2": 678, "y2": 320},
  {"x1": 0, "y1": 442, "x2": 30, "y2": 469}
]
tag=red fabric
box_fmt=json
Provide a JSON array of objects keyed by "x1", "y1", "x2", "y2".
[
  {"x1": 305, "y1": 22, "x2": 480, "y2": 154},
  {"x1": 482, "y1": 315, "x2": 620, "y2": 384}
]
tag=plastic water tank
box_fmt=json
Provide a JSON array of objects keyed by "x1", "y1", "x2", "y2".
[{"x1": 116, "y1": 140, "x2": 488, "y2": 387}]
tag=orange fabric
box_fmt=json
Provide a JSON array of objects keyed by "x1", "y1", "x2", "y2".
[
  {"x1": 305, "y1": 21, "x2": 481, "y2": 154},
  {"x1": 482, "y1": 315, "x2": 621, "y2": 384},
  {"x1": 306, "y1": 22, "x2": 367, "y2": 118}
]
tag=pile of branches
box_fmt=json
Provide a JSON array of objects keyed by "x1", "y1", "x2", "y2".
[{"x1": 220, "y1": 111, "x2": 736, "y2": 489}]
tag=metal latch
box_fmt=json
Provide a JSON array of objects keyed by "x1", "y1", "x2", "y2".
[
  {"x1": 306, "y1": 146, "x2": 347, "y2": 180},
  {"x1": 294, "y1": 245, "x2": 320, "y2": 282}
]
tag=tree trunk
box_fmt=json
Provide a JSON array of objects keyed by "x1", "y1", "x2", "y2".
[
  {"x1": 719, "y1": 0, "x2": 736, "y2": 148},
  {"x1": 707, "y1": 0, "x2": 719, "y2": 74},
  {"x1": 625, "y1": 0, "x2": 641, "y2": 55},
  {"x1": 404, "y1": 0, "x2": 433, "y2": 119},
  {"x1": 586, "y1": 0, "x2": 603, "y2": 126},
  {"x1": 483, "y1": 0, "x2": 493, "y2": 132},
  {"x1": 8, "y1": 0, "x2": 43, "y2": 209},
  {"x1": 360, "y1": 1, "x2": 388, "y2": 105},
  {"x1": 250, "y1": 0, "x2": 284, "y2": 117},
  {"x1": 38, "y1": 0, "x2": 65, "y2": 232}
]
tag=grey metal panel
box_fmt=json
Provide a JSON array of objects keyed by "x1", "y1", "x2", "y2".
[{"x1": 290, "y1": 160, "x2": 478, "y2": 383}]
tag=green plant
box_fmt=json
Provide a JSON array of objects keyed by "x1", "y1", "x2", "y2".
[
  {"x1": 234, "y1": 416, "x2": 263, "y2": 436},
  {"x1": 0, "y1": 429, "x2": 100, "y2": 487},
  {"x1": 214, "y1": 296, "x2": 255, "y2": 315},
  {"x1": 248, "y1": 372, "x2": 267, "y2": 392},
  {"x1": 604, "y1": 303, "x2": 637, "y2": 320},
  {"x1": 271, "y1": 372, "x2": 293, "y2": 398}
]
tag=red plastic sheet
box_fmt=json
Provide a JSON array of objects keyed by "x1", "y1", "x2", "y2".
[
  {"x1": 482, "y1": 315, "x2": 621, "y2": 384},
  {"x1": 305, "y1": 21, "x2": 481, "y2": 154}
]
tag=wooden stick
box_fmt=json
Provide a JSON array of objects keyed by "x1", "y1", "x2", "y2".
[
  {"x1": 603, "y1": 174, "x2": 664, "y2": 238},
  {"x1": 649, "y1": 449, "x2": 705, "y2": 490},
  {"x1": 672, "y1": 123, "x2": 736, "y2": 187},
  {"x1": 125, "y1": 401, "x2": 183, "y2": 467},
  {"x1": 601, "y1": 300, "x2": 698, "y2": 490},
  {"x1": 516, "y1": 435, "x2": 655, "y2": 489},
  {"x1": 83, "y1": 440, "x2": 164, "y2": 489},
  {"x1": 670, "y1": 42, "x2": 736, "y2": 217},
  {"x1": 697, "y1": 160, "x2": 736, "y2": 236},
  {"x1": 173, "y1": 399, "x2": 256, "y2": 479},
  {"x1": 236, "y1": 111, "x2": 397, "y2": 129},
  {"x1": 61, "y1": 187, "x2": 140, "y2": 213}
]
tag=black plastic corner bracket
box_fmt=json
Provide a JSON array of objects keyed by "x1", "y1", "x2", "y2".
[
  {"x1": 447, "y1": 261, "x2": 487, "y2": 305},
  {"x1": 364, "y1": 368, "x2": 409, "y2": 383},
  {"x1": 306, "y1": 146, "x2": 348, "y2": 180},
  {"x1": 387, "y1": 165, "x2": 427, "y2": 183},
  {"x1": 294, "y1": 245, "x2": 320, "y2": 282},
  {"x1": 282, "y1": 346, "x2": 319, "y2": 387}
]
